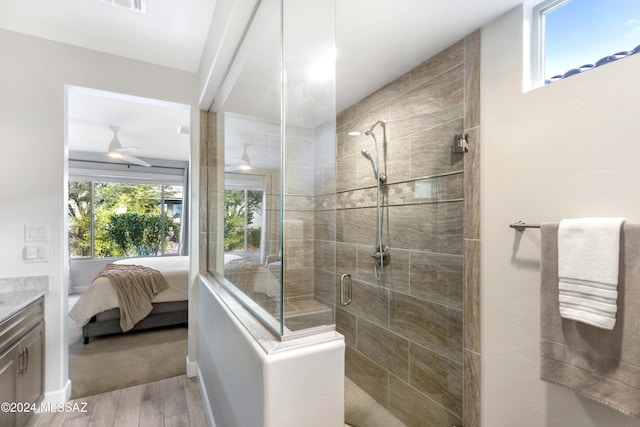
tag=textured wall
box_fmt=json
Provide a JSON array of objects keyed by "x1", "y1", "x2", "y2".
[
  {"x1": 482, "y1": 6, "x2": 640, "y2": 427},
  {"x1": 313, "y1": 32, "x2": 481, "y2": 426}
]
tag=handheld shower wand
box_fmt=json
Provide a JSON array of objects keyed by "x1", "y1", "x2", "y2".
[
  {"x1": 360, "y1": 148, "x2": 386, "y2": 183},
  {"x1": 361, "y1": 149, "x2": 381, "y2": 181}
]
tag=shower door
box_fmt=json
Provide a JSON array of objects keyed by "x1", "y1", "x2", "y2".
[{"x1": 335, "y1": 39, "x2": 467, "y2": 427}]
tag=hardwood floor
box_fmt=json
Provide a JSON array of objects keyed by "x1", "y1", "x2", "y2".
[
  {"x1": 28, "y1": 375, "x2": 207, "y2": 427},
  {"x1": 27, "y1": 371, "x2": 404, "y2": 427}
]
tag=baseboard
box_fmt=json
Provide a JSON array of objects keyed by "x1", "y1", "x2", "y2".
[
  {"x1": 196, "y1": 365, "x2": 217, "y2": 427},
  {"x1": 38, "y1": 379, "x2": 72, "y2": 412},
  {"x1": 186, "y1": 355, "x2": 198, "y2": 378}
]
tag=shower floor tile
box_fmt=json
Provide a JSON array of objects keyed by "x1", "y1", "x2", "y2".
[{"x1": 345, "y1": 377, "x2": 406, "y2": 427}]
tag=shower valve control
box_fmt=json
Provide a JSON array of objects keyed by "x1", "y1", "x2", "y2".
[
  {"x1": 371, "y1": 245, "x2": 390, "y2": 267},
  {"x1": 453, "y1": 133, "x2": 469, "y2": 153}
]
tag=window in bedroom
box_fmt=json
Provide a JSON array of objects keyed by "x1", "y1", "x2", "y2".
[
  {"x1": 532, "y1": 0, "x2": 640, "y2": 86},
  {"x1": 68, "y1": 180, "x2": 183, "y2": 259},
  {"x1": 223, "y1": 172, "x2": 265, "y2": 263},
  {"x1": 224, "y1": 189, "x2": 264, "y2": 256}
]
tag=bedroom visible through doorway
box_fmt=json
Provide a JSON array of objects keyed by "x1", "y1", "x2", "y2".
[{"x1": 64, "y1": 85, "x2": 192, "y2": 395}]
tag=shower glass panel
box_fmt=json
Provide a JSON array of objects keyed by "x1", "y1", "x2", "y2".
[
  {"x1": 282, "y1": 0, "x2": 336, "y2": 334},
  {"x1": 211, "y1": 0, "x2": 336, "y2": 337}
]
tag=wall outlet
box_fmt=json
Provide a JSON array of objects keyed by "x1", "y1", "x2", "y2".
[{"x1": 24, "y1": 244, "x2": 49, "y2": 262}]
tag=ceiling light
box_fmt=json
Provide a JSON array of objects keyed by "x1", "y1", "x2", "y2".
[{"x1": 100, "y1": 0, "x2": 146, "y2": 14}]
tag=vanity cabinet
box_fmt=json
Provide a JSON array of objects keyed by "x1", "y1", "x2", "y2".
[{"x1": 0, "y1": 297, "x2": 45, "y2": 427}]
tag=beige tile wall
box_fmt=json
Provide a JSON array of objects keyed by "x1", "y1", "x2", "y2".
[{"x1": 463, "y1": 29, "x2": 481, "y2": 427}]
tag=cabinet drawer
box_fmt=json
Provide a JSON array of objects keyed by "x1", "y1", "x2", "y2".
[
  {"x1": 0, "y1": 297, "x2": 45, "y2": 427},
  {"x1": 0, "y1": 298, "x2": 44, "y2": 356}
]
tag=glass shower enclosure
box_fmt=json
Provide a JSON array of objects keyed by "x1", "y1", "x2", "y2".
[
  {"x1": 206, "y1": 1, "x2": 470, "y2": 425},
  {"x1": 209, "y1": 0, "x2": 337, "y2": 338}
]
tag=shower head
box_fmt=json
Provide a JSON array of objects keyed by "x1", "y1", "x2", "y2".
[
  {"x1": 365, "y1": 119, "x2": 387, "y2": 136},
  {"x1": 361, "y1": 148, "x2": 379, "y2": 179}
]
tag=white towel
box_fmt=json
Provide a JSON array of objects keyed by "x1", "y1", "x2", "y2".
[{"x1": 557, "y1": 217, "x2": 626, "y2": 329}]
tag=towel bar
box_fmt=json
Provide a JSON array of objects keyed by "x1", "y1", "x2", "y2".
[{"x1": 510, "y1": 221, "x2": 541, "y2": 231}]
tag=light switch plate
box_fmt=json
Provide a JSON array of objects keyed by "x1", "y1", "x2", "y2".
[{"x1": 25, "y1": 224, "x2": 49, "y2": 242}]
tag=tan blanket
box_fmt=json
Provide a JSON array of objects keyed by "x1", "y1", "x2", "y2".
[
  {"x1": 540, "y1": 222, "x2": 640, "y2": 418},
  {"x1": 97, "y1": 263, "x2": 170, "y2": 332}
]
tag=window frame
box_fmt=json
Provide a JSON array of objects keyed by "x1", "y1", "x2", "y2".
[
  {"x1": 532, "y1": 0, "x2": 640, "y2": 87},
  {"x1": 223, "y1": 173, "x2": 266, "y2": 257},
  {"x1": 68, "y1": 161, "x2": 187, "y2": 260},
  {"x1": 531, "y1": 0, "x2": 572, "y2": 88}
]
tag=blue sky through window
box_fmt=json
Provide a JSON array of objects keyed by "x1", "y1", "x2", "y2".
[{"x1": 545, "y1": 0, "x2": 640, "y2": 79}]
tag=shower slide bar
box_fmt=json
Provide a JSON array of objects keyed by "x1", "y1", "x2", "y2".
[{"x1": 509, "y1": 220, "x2": 541, "y2": 231}]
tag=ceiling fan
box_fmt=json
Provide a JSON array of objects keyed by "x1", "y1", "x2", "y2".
[
  {"x1": 105, "y1": 125, "x2": 151, "y2": 167},
  {"x1": 225, "y1": 144, "x2": 253, "y2": 171}
]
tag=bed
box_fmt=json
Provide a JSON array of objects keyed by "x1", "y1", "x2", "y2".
[
  {"x1": 223, "y1": 253, "x2": 279, "y2": 299},
  {"x1": 69, "y1": 256, "x2": 189, "y2": 344}
]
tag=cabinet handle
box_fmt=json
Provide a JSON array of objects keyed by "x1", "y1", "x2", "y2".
[
  {"x1": 17, "y1": 350, "x2": 24, "y2": 378},
  {"x1": 24, "y1": 347, "x2": 29, "y2": 375}
]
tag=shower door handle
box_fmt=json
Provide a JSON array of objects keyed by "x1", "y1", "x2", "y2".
[{"x1": 340, "y1": 274, "x2": 352, "y2": 306}]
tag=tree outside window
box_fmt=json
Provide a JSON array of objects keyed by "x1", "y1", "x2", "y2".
[
  {"x1": 224, "y1": 189, "x2": 263, "y2": 253},
  {"x1": 68, "y1": 180, "x2": 182, "y2": 258}
]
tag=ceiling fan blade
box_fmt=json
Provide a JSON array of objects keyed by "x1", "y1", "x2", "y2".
[
  {"x1": 111, "y1": 146, "x2": 141, "y2": 154},
  {"x1": 105, "y1": 126, "x2": 148, "y2": 166},
  {"x1": 122, "y1": 155, "x2": 151, "y2": 167},
  {"x1": 106, "y1": 126, "x2": 142, "y2": 155}
]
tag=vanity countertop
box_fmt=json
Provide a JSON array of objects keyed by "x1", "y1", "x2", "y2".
[
  {"x1": 0, "y1": 276, "x2": 48, "y2": 323},
  {"x1": 0, "y1": 290, "x2": 47, "y2": 324}
]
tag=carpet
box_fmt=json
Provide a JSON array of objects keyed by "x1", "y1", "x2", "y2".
[{"x1": 69, "y1": 326, "x2": 187, "y2": 399}]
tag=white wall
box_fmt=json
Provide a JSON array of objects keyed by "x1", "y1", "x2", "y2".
[
  {"x1": 0, "y1": 28, "x2": 197, "y2": 402},
  {"x1": 69, "y1": 259, "x2": 111, "y2": 292},
  {"x1": 197, "y1": 0, "x2": 260, "y2": 108},
  {"x1": 482, "y1": 6, "x2": 640, "y2": 427},
  {"x1": 197, "y1": 276, "x2": 345, "y2": 427}
]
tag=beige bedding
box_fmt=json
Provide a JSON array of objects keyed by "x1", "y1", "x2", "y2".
[
  {"x1": 223, "y1": 254, "x2": 278, "y2": 298},
  {"x1": 97, "y1": 263, "x2": 170, "y2": 332},
  {"x1": 69, "y1": 256, "x2": 189, "y2": 327}
]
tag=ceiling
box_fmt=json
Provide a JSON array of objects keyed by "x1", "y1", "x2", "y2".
[
  {"x1": 67, "y1": 87, "x2": 192, "y2": 163},
  {"x1": 0, "y1": 0, "x2": 533, "y2": 163}
]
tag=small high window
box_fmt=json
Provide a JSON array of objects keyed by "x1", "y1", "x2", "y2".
[{"x1": 532, "y1": 0, "x2": 640, "y2": 86}]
